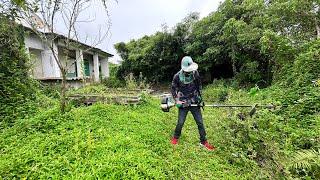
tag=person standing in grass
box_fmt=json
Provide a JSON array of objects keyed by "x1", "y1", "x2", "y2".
[{"x1": 170, "y1": 56, "x2": 215, "y2": 151}]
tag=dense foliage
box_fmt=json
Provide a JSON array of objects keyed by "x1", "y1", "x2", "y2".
[
  {"x1": 0, "y1": 95, "x2": 256, "y2": 179},
  {"x1": 111, "y1": 1, "x2": 320, "y2": 178},
  {"x1": 0, "y1": 89, "x2": 273, "y2": 179},
  {"x1": 115, "y1": 0, "x2": 319, "y2": 87},
  {"x1": 1, "y1": 0, "x2": 319, "y2": 179},
  {"x1": 115, "y1": 13, "x2": 199, "y2": 83},
  {"x1": 205, "y1": 81, "x2": 319, "y2": 179},
  {"x1": 0, "y1": 83, "x2": 318, "y2": 179},
  {"x1": 0, "y1": 15, "x2": 36, "y2": 125}
]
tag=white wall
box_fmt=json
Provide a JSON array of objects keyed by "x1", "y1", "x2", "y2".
[
  {"x1": 25, "y1": 35, "x2": 61, "y2": 79},
  {"x1": 25, "y1": 34, "x2": 45, "y2": 50},
  {"x1": 25, "y1": 34, "x2": 110, "y2": 80},
  {"x1": 100, "y1": 58, "x2": 110, "y2": 78},
  {"x1": 29, "y1": 48, "x2": 44, "y2": 78},
  {"x1": 41, "y1": 44, "x2": 61, "y2": 78}
]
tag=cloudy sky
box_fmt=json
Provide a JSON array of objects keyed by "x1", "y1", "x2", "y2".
[{"x1": 77, "y1": 0, "x2": 223, "y2": 63}]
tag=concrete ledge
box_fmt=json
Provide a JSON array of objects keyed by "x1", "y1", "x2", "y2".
[{"x1": 36, "y1": 77, "x2": 93, "y2": 81}]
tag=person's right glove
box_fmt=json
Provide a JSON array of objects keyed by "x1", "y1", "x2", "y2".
[{"x1": 175, "y1": 99, "x2": 185, "y2": 108}]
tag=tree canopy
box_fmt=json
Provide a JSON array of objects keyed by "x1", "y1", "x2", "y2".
[{"x1": 115, "y1": 0, "x2": 320, "y2": 87}]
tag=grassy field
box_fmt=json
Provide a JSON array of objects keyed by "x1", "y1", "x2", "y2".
[
  {"x1": 1, "y1": 84, "x2": 318, "y2": 179},
  {"x1": 0, "y1": 92, "x2": 264, "y2": 179}
]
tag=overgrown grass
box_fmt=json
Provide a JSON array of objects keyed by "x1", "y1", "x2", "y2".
[
  {"x1": 0, "y1": 93, "x2": 259, "y2": 179},
  {"x1": 0, "y1": 83, "x2": 319, "y2": 179}
]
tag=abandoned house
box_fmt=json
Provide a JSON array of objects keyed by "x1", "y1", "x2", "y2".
[{"x1": 24, "y1": 27, "x2": 113, "y2": 86}]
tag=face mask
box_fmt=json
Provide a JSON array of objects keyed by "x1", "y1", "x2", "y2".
[{"x1": 179, "y1": 70, "x2": 194, "y2": 84}]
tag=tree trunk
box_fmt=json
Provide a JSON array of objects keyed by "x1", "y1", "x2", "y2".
[
  {"x1": 267, "y1": 58, "x2": 273, "y2": 86},
  {"x1": 60, "y1": 69, "x2": 67, "y2": 113},
  {"x1": 231, "y1": 44, "x2": 237, "y2": 76},
  {"x1": 316, "y1": 23, "x2": 320, "y2": 39},
  {"x1": 315, "y1": 17, "x2": 320, "y2": 39}
]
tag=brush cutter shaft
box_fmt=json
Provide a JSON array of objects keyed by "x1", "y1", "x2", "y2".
[
  {"x1": 185, "y1": 104, "x2": 274, "y2": 108},
  {"x1": 203, "y1": 104, "x2": 274, "y2": 108},
  {"x1": 160, "y1": 96, "x2": 275, "y2": 112},
  {"x1": 190, "y1": 104, "x2": 253, "y2": 107}
]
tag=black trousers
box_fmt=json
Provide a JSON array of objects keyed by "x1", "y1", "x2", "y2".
[{"x1": 174, "y1": 106, "x2": 207, "y2": 143}]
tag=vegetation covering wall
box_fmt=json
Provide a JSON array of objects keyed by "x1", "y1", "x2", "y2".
[{"x1": 0, "y1": 15, "x2": 36, "y2": 125}]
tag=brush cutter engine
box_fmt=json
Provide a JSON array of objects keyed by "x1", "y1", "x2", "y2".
[{"x1": 160, "y1": 95, "x2": 176, "y2": 112}]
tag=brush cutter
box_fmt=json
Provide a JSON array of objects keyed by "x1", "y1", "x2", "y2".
[{"x1": 160, "y1": 96, "x2": 276, "y2": 116}]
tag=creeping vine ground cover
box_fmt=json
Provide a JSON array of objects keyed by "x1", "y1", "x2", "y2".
[
  {"x1": 0, "y1": 90, "x2": 261, "y2": 179},
  {"x1": 1, "y1": 83, "x2": 319, "y2": 179}
]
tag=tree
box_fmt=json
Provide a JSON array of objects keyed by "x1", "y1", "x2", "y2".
[
  {"x1": 115, "y1": 13, "x2": 199, "y2": 83},
  {"x1": 114, "y1": 0, "x2": 320, "y2": 87},
  {"x1": 267, "y1": 0, "x2": 320, "y2": 41}
]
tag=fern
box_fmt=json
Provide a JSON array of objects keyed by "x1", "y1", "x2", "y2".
[{"x1": 289, "y1": 149, "x2": 320, "y2": 171}]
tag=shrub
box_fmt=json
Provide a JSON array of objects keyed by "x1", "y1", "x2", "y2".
[
  {"x1": 291, "y1": 40, "x2": 320, "y2": 87},
  {"x1": 202, "y1": 80, "x2": 230, "y2": 102},
  {"x1": 123, "y1": 72, "x2": 150, "y2": 90},
  {"x1": 102, "y1": 76, "x2": 125, "y2": 88},
  {"x1": 235, "y1": 61, "x2": 262, "y2": 86},
  {"x1": 39, "y1": 83, "x2": 60, "y2": 99},
  {"x1": 0, "y1": 16, "x2": 37, "y2": 125}
]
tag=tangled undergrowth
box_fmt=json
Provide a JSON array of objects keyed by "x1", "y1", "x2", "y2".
[{"x1": 1, "y1": 83, "x2": 319, "y2": 179}]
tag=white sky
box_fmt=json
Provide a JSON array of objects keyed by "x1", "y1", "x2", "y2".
[{"x1": 74, "y1": 0, "x2": 223, "y2": 63}]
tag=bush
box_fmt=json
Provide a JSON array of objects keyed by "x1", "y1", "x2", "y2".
[
  {"x1": 202, "y1": 80, "x2": 230, "y2": 102},
  {"x1": 202, "y1": 79, "x2": 319, "y2": 179},
  {"x1": 0, "y1": 16, "x2": 37, "y2": 125},
  {"x1": 291, "y1": 40, "x2": 320, "y2": 87},
  {"x1": 102, "y1": 76, "x2": 125, "y2": 88},
  {"x1": 235, "y1": 61, "x2": 262, "y2": 86},
  {"x1": 39, "y1": 83, "x2": 60, "y2": 99}
]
